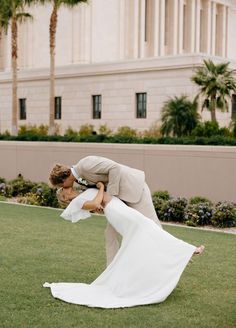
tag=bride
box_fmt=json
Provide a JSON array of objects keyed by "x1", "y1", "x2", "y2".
[{"x1": 43, "y1": 182, "x2": 204, "y2": 308}]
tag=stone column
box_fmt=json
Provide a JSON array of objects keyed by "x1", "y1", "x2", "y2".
[
  {"x1": 139, "y1": 0, "x2": 146, "y2": 58},
  {"x1": 133, "y1": 0, "x2": 140, "y2": 58},
  {"x1": 84, "y1": 4, "x2": 91, "y2": 63},
  {"x1": 159, "y1": 0, "x2": 165, "y2": 56},
  {"x1": 195, "y1": 0, "x2": 201, "y2": 53},
  {"x1": 71, "y1": 8, "x2": 80, "y2": 63},
  {"x1": 211, "y1": 1, "x2": 216, "y2": 55},
  {"x1": 172, "y1": 0, "x2": 178, "y2": 55},
  {"x1": 206, "y1": 0, "x2": 212, "y2": 54},
  {"x1": 189, "y1": 0, "x2": 196, "y2": 52},
  {"x1": 221, "y1": 5, "x2": 227, "y2": 58},
  {"x1": 119, "y1": 0, "x2": 125, "y2": 59},
  {"x1": 153, "y1": 0, "x2": 160, "y2": 56},
  {"x1": 178, "y1": 0, "x2": 184, "y2": 54}
]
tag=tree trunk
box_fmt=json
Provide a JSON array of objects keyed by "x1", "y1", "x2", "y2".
[
  {"x1": 11, "y1": 17, "x2": 18, "y2": 136},
  {"x1": 49, "y1": 4, "x2": 58, "y2": 135},
  {"x1": 210, "y1": 96, "x2": 217, "y2": 122}
]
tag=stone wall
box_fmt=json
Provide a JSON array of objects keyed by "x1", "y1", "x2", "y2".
[{"x1": 0, "y1": 141, "x2": 235, "y2": 202}]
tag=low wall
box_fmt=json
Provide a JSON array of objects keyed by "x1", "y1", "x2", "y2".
[{"x1": 0, "y1": 141, "x2": 235, "y2": 202}]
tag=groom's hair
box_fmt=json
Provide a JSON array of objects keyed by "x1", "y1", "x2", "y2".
[{"x1": 49, "y1": 164, "x2": 71, "y2": 186}]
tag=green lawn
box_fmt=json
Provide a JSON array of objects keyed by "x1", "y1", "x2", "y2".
[{"x1": 0, "y1": 202, "x2": 235, "y2": 328}]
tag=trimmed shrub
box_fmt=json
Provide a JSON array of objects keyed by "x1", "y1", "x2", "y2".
[
  {"x1": 0, "y1": 177, "x2": 6, "y2": 183},
  {"x1": 79, "y1": 124, "x2": 95, "y2": 136},
  {"x1": 115, "y1": 126, "x2": 138, "y2": 138},
  {"x1": 142, "y1": 121, "x2": 162, "y2": 138},
  {"x1": 152, "y1": 190, "x2": 170, "y2": 201},
  {"x1": 18, "y1": 124, "x2": 49, "y2": 136},
  {"x1": 232, "y1": 120, "x2": 236, "y2": 138},
  {"x1": 31, "y1": 183, "x2": 59, "y2": 208},
  {"x1": 17, "y1": 192, "x2": 41, "y2": 206},
  {"x1": 64, "y1": 126, "x2": 79, "y2": 137},
  {"x1": 98, "y1": 124, "x2": 112, "y2": 136},
  {"x1": 159, "y1": 197, "x2": 188, "y2": 222},
  {"x1": 189, "y1": 196, "x2": 213, "y2": 205},
  {"x1": 8, "y1": 176, "x2": 36, "y2": 197},
  {"x1": 184, "y1": 202, "x2": 213, "y2": 226},
  {"x1": 211, "y1": 202, "x2": 236, "y2": 228},
  {"x1": 153, "y1": 198, "x2": 165, "y2": 218},
  {"x1": 191, "y1": 121, "x2": 231, "y2": 138}
]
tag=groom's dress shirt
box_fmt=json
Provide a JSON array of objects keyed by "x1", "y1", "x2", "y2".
[{"x1": 71, "y1": 166, "x2": 96, "y2": 188}]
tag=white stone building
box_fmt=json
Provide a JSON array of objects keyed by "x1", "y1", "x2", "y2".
[{"x1": 0, "y1": 0, "x2": 236, "y2": 134}]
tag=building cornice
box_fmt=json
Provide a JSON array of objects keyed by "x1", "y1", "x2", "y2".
[{"x1": 0, "y1": 54, "x2": 236, "y2": 84}]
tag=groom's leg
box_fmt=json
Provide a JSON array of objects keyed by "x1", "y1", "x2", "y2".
[
  {"x1": 127, "y1": 183, "x2": 162, "y2": 228},
  {"x1": 104, "y1": 222, "x2": 120, "y2": 267}
]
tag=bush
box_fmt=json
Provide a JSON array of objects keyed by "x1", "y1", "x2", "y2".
[
  {"x1": 152, "y1": 190, "x2": 170, "y2": 201},
  {"x1": 184, "y1": 202, "x2": 213, "y2": 226},
  {"x1": 17, "y1": 184, "x2": 60, "y2": 208},
  {"x1": 191, "y1": 121, "x2": 231, "y2": 138},
  {"x1": 159, "y1": 197, "x2": 188, "y2": 222},
  {"x1": 211, "y1": 202, "x2": 236, "y2": 228},
  {"x1": 232, "y1": 121, "x2": 236, "y2": 138},
  {"x1": 64, "y1": 126, "x2": 79, "y2": 137},
  {"x1": 7, "y1": 175, "x2": 36, "y2": 197},
  {"x1": 79, "y1": 124, "x2": 95, "y2": 136},
  {"x1": 18, "y1": 124, "x2": 49, "y2": 136},
  {"x1": 115, "y1": 126, "x2": 137, "y2": 138},
  {"x1": 142, "y1": 121, "x2": 162, "y2": 138},
  {"x1": 17, "y1": 192, "x2": 41, "y2": 206},
  {"x1": 189, "y1": 196, "x2": 213, "y2": 206},
  {"x1": 31, "y1": 183, "x2": 59, "y2": 208},
  {"x1": 152, "y1": 198, "x2": 165, "y2": 218},
  {"x1": 98, "y1": 124, "x2": 112, "y2": 136},
  {"x1": 0, "y1": 182, "x2": 7, "y2": 196},
  {"x1": 0, "y1": 177, "x2": 6, "y2": 184}
]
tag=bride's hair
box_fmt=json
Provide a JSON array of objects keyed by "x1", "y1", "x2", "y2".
[
  {"x1": 56, "y1": 188, "x2": 79, "y2": 207},
  {"x1": 56, "y1": 188, "x2": 70, "y2": 206}
]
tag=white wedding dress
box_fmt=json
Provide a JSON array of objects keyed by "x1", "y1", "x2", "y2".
[{"x1": 43, "y1": 189, "x2": 196, "y2": 308}]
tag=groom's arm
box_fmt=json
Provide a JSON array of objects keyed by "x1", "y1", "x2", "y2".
[{"x1": 79, "y1": 156, "x2": 121, "y2": 196}]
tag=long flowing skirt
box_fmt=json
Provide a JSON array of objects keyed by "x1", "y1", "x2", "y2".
[{"x1": 44, "y1": 197, "x2": 196, "y2": 308}]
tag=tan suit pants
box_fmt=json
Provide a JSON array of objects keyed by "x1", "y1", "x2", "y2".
[{"x1": 105, "y1": 183, "x2": 162, "y2": 266}]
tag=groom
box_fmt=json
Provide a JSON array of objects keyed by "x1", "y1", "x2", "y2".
[{"x1": 49, "y1": 156, "x2": 162, "y2": 266}]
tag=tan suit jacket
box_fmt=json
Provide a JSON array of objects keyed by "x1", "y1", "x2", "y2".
[{"x1": 74, "y1": 156, "x2": 145, "y2": 203}]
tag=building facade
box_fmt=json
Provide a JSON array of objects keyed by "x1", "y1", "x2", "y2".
[{"x1": 0, "y1": 0, "x2": 236, "y2": 133}]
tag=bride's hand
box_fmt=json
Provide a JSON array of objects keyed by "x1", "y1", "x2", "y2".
[{"x1": 96, "y1": 182, "x2": 104, "y2": 189}]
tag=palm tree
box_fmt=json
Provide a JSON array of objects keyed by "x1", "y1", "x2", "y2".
[
  {"x1": 37, "y1": 0, "x2": 87, "y2": 135},
  {"x1": 0, "y1": 0, "x2": 32, "y2": 135},
  {"x1": 160, "y1": 95, "x2": 200, "y2": 137},
  {"x1": 191, "y1": 59, "x2": 236, "y2": 122}
]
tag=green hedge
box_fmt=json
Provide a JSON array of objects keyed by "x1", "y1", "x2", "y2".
[{"x1": 1, "y1": 133, "x2": 236, "y2": 146}]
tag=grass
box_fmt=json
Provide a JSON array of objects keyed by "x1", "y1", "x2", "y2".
[{"x1": 0, "y1": 202, "x2": 235, "y2": 328}]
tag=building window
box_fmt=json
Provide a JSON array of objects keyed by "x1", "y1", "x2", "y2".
[
  {"x1": 54, "y1": 97, "x2": 61, "y2": 120},
  {"x1": 19, "y1": 98, "x2": 26, "y2": 120},
  {"x1": 92, "y1": 95, "x2": 101, "y2": 119},
  {"x1": 136, "y1": 93, "x2": 147, "y2": 118},
  {"x1": 232, "y1": 95, "x2": 236, "y2": 120}
]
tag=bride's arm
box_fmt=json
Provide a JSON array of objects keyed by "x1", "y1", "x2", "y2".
[{"x1": 82, "y1": 182, "x2": 104, "y2": 211}]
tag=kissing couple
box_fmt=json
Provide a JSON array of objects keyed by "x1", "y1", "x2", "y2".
[{"x1": 43, "y1": 155, "x2": 204, "y2": 308}]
